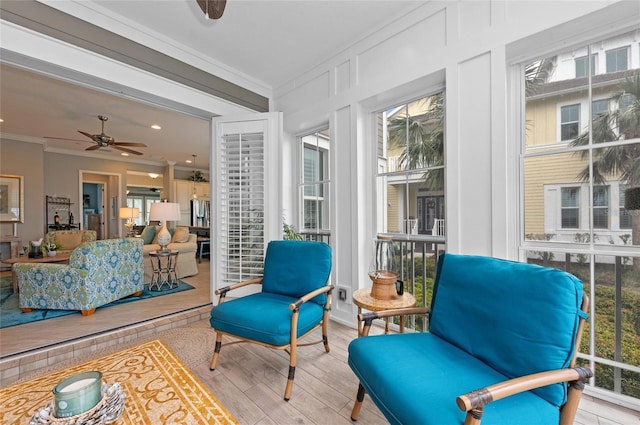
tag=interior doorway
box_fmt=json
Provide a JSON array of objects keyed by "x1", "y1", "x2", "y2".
[{"x1": 79, "y1": 171, "x2": 122, "y2": 239}]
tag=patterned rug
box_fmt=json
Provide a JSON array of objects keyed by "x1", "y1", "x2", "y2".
[
  {"x1": 0, "y1": 339, "x2": 238, "y2": 424},
  {"x1": 0, "y1": 276, "x2": 194, "y2": 329}
]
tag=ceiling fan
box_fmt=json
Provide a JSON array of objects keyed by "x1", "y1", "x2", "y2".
[
  {"x1": 196, "y1": 0, "x2": 226, "y2": 20},
  {"x1": 46, "y1": 115, "x2": 147, "y2": 156}
]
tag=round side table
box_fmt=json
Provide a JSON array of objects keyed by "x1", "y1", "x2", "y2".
[
  {"x1": 148, "y1": 250, "x2": 179, "y2": 291},
  {"x1": 352, "y1": 288, "x2": 416, "y2": 336}
]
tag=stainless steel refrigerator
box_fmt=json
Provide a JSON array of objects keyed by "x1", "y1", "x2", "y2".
[{"x1": 191, "y1": 199, "x2": 210, "y2": 227}]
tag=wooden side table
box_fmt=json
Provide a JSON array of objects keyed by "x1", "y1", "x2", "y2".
[
  {"x1": 352, "y1": 288, "x2": 416, "y2": 336},
  {"x1": 148, "y1": 250, "x2": 179, "y2": 291}
]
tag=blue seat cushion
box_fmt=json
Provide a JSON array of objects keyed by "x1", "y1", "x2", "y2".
[
  {"x1": 348, "y1": 333, "x2": 560, "y2": 425},
  {"x1": 210, "y1": 292, "x2": 324, "y2": 347},
  {"x1": 261, "y1": 240, "x2": 332, "y2": 305},
  {"x1": 429, "y1": 253, "x2": 583, "y2": 407}
]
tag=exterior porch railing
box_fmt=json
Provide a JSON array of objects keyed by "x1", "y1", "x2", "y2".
[{"x1": 375, "y1": 233, "x2": 446, "y2": 332}]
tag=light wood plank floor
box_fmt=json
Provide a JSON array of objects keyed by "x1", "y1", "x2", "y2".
[{"x1": 1, "y1": 260, "x2": 639, "y2": 424}]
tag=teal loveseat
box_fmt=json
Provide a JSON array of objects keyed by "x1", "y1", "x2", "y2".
[
  {"x1": 348, "y1": 253, "x2": 592, "y2": 425},
  {"x1": 15, "y1": 238, "x2": 144, "y2": 316}
]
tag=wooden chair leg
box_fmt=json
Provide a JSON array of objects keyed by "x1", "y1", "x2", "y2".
[
  {"x1": 322, "y1": 314, "x2": 330, "y2": 353},
  {"x1": 560, "y1": 369, "x2": 592, "y2": 425},
  {"x1": 209, "y1": 333, "x2": 223, "y2": 370},
  {"x1": 351, "y1": 383, "x2": 366, "y2": 421},
  {"x1": 284, "y1": 341, "x2": 297, "y2": 401},
  {"x1": 81, "y1": 308, "x2": 96, "y2": 316},
  {"x1": 21, "y1": 308, "x2": 33, "y2": 313}
]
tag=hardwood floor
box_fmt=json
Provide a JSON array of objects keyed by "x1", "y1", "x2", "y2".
[{"x1": 1, "y1": 260, "x2": 639, "y2": 424}]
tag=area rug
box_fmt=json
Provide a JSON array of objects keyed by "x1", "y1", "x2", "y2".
[
  {"x1": 0, "y1": 276, "x2": 194, "y2": 329},
  {"x1": 0, "y1": 339, "x2": 239, "y2": 424}
]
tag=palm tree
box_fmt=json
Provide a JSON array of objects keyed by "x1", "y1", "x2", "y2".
[
  {"x1": 570, "y1": 70, "x2": 640, "y2": 249},
  {"x1": 387, "y1": 93, "x2": 444, "y2": 191}
]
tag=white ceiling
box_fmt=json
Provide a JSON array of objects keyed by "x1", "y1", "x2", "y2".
[{"x1": 0, "y1": 0, "x2": 421, "y2": 171}]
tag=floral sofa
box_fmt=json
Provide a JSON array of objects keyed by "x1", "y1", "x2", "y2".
[
  {"x1": 15, "y1": 238, "x2": 144, "y2": 316},
  {"x1": 138, "y1": 225, "x2": 199, "y2": 283}
]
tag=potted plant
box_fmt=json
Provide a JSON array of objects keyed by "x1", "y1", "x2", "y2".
[{"x1": 44, "y1": 242, "x2": 62, "y2": 257}]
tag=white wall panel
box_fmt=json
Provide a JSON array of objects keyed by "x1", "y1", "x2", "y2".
[
  {"x1": 356, "y1": 8, "x2": 447, "y2": 89},
  {"x1": 456, "y1": 52, "x2": 493, "y2": 255},
  {"x1": 275, "y1": 70, "x2": 330, "y2": 114},
  {"x1": 335, "y1": 60, "x2": 351, "y2": 95}
]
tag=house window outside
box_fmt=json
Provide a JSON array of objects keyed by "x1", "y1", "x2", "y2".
[
  {"x1": 575, "y1": 54, "x2": 597, "y2": 78},
  {"x1": 521, "y1": 29, "x2": 640, "y2": 402},
  {"x1": 299, "y1": 129, "x2": 330, "y2": 235},
  {"x1": 606, "y1": 46, "x2": 629, "y2": 73},
  {"x1": 561, "y1": 104, "x2": 580, "y2": 140},
  {"x1": 593, "y1": 185, "x2": 609, "y2": 229},
  {"x1": 592, "y1": 99, "x2": 609, "y2": 119},
  {"x1": 561, "y1": 187, "x2": 580, "y2": 229}
]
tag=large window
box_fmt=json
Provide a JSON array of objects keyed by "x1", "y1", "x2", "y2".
[
  {"x1": 375, "y1": 92, "x2": 445, "y2": 237},
  {"x1": 299, "y1": 128, "x2": 330, "y2": 234},
  {"x1": 522, "y1": 29, "x2": 640, "y2": 403}
]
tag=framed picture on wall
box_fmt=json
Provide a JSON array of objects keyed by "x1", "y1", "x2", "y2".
[
  {"x1": 83, "y1": 194, "x2": 90, "y2": 208},
  {"x1": 0, "y1": 174, "x2": 24, "y2": 223}
]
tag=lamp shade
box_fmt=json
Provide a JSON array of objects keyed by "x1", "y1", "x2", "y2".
[
  {"x1": 625, "y1": 187, "x2": 640, "y2": 211},
  {"x1": 119, "y1": 207, "x2": 140, "y2": 220},
  {"x1": 149, "y1": 202, "x2": 181, "y2": 222}
]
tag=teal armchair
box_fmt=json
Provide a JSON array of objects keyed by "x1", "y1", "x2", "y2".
[
  {"x1": 15, "y1": 238, "x2": 144, "y2": 316},
  {"x1": 349, "y1": 253, "x2": 592, "y2": 425},
  {"x1": 209, "y1": 240, "x2": 333, "y2": 400}
]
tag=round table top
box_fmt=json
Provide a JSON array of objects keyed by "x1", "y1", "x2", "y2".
[
  {"x1": 352, "y1": 288, "x2": 416, "y2": 311},
  {"x1": 149, "y1": 250, "x2": 178, "y2": 257}
]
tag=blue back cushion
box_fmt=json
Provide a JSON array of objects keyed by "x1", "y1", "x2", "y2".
[
  {"x1": 140, "y1": 226, "x2": 156, "y2": 244},
  {"x1": 261, "y1": 240, "x2": 332, "y2": 305},
  {"x1": 429, "y1": 253, "x2": 584, "y2": 407}
]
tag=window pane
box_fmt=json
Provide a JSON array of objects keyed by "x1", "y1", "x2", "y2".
[
  {"x1": 575, "y1": 54, "x2": 597, "y2": 78},
  {"x1": 299, "y1": 128, "x2": 330, "y2": 235},
  {"x1": 377, "y1": 92, "x2": 445, "y2": 239},
  {"x1": 560, "y1": 104, "x2": 580, "y2": 141},
  {"x1": 606, "y1": 46, "x2": 629, "y2": 73}
]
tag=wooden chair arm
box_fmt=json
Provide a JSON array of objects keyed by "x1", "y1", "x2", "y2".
[
  {"x1": 290, "y1": 285, "x2": 334, "y2": 310},
  {"x1": 456, "y1": 366, "x2": 593, "y2": 412},
  {"x1": 215, "y1": 278, "x2": 263, "y2": 296},
  {"x1": 357, "y1": 307, "x2": 430, "y2": 336}
]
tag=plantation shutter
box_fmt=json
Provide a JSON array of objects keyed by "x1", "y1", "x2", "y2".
[
  {"x1": 212, "y1": 113, "x2": 282, "y2": 293},
  {"x1": 220, "y1": 130, "x2": 265, "y2": 284}
]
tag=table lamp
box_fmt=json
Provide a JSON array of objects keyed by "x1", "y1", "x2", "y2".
[
  {"x1": 119, "y1": 207, "x2": 140, "y2": 237},
  {"x1": 149, "y1": 201, "x2": 181, "y2": 251}
]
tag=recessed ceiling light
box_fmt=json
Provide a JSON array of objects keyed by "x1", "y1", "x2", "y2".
[
  {"x1": 121, "y1": 152, "x2": 129, "y2": 156},
  {"x1": 186, "y1": 159, "x2": 192, "y2": 164},
  {"x1": 0, "y1": 118, "x2": 4, "y2": 123},
  {"x1": 151, "y1": 124, "x2": 161, "y2": 130}
]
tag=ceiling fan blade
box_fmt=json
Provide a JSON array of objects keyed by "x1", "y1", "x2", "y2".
[
  {"x1": 85, "y1": 145, "x2": 102, "y2": 151},
  {"x1": 113, "y1": 145, "x2": 144, "y2": 155},
  {"x1": 196, "y1": 0, "x2": 226, "y2": 19},
  {"x1": 78, "y1": 130, "x2": 96, "y2": 140},
  {"x1": 114, "y1": 142, "x2": 147, "y2": 147},
  {"x1": 44, "y1": 136, "x2": 93, "y2": 143}
]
